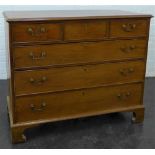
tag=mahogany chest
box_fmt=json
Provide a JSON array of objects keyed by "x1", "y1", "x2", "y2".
[{"x1": 3, "y1": 10, "x2": 152, "y2": 143}]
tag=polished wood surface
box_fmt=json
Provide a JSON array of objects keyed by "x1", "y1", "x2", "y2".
[
  {"x1": 15, "y1": 83, "x2": 142, "y2": 123},
  {"x1": 13, "y1": 39, "x2": 147, "y2": 69},
  {"x1": 64, "y1": 20, "x2": 107, "y2": 41},
  {"x1": 14, "y1": 60, "x2": 145, "y2": 96},
  {"x1": 4, "y1": 10, "x2": 152, "y2": 143}
]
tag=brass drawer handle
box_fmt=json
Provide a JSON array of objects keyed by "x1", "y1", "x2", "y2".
[
  {"x1": 120, "y1": 45, "x2": 136, "y2": 53},
  {"x1": 29, "y1": 76, "x2": 47, "y2": 85},
  {"x1": 40, "y1": 27, "x2": 46, "y2": 33},
  {"x1": 27, "y1": 27, "x2": 34, "y2": 36},
  {"x1": 29, "y1": 51, "x2": 46, "y2": 60},
  {"x1": 117, "y1": 92, "x2": 131, "y2": 100},
  {"x1": 27, "y1": 27, "x2": 46, "y2": 36},
  {"x1": 30, "y1": 102, "x2": 46, "y2": 112},
  {"x1": 122, "y1": 23, "x2": 136, "y2": 32},
  {"x1": 119, "y1": 68, "x2": 134, "y2": 76}
]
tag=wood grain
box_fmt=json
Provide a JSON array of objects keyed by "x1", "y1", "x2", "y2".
[
  {"x1": 13, "y1": 39, "x2": 147, "y2": 69},
  {"x1": 64, "y1": 20, "x2": 108, "y2": 41},
  {"x1": 14, "y1": 60, "x2": 145, "y2": 96},
  {"x1": 15, "y1": 83, "x2": 143, "y2": 123}
]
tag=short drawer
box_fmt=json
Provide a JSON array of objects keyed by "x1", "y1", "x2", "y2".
[
  {"x1": 15, "y1": 83, "x2": 143, "y2": 123},
  {"x1": 14, "y1": 60, "x2": 145, "y2": 96},
  {"x1": 110, "y1": 19, "x2": 148, "y2": 38},
  {"x1": 64, "y1": 20, "x2": 107, "y2": 41},
  {"x1": 11, "y1": 22, "x2": 62, "y2": 43},
  {"x1": 13, "y1": 39, "x2": 147, "y2": 69}
]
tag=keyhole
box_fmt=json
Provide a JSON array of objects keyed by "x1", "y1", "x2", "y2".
[
  {"x1": 83, "y1": 68, "x2": 87, "y2": 72},
  {"x1": 82, "y1": 92, "x2": 85, "y2": 96}
]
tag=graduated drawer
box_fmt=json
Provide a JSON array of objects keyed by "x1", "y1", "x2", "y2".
[
  {"x1": 15, "y1": 83, "x2": 143, "y2": 123},
  {"x1": 64, "y1": 20, "x2": 107, "y2": 41},
  {"x1": 11, "y1": 22, "x2": 62, "y2": 43},
  {"x1": 110, "y1": 19, "x2": 148, "y2": 38},
  {"x1": 14, "y1": 60, "x2": 145, "y2": 96},
  {"x1": 13, "y1": 39, "x2": 147, "y2": 69}
]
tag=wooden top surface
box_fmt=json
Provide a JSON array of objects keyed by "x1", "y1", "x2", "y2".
[{"x1": 3, "y1": 10, "x2": 152, "y2": 22}]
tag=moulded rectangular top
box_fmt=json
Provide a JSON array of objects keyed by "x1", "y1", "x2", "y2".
[{"x1": 3, "y1": 10, "x2": 153, "y2": 22}]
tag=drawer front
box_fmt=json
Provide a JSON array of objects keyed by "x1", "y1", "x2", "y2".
[
  {"x1": 11, "y1": 23, "x2": 62, "y2": 42},
  {"x1": 13, "y1": 39, "x2": 147, "y2": 69},
  {"x1": 15, "y1": 83, "x2": 143, "y2": 123},
  {"x1": 14, "y1": 60, "x2": 145, "y2": 96},
  {"x1": 64, "y1": 20, "x2": 107, "y2": 41},
  {"x1": 110, "y1": 19, "x2": 148, "y2": 38}
]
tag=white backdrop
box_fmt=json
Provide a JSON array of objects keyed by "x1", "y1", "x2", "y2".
[{"x1": 0, "y1": 5, "x2": 154, "y2": 79}]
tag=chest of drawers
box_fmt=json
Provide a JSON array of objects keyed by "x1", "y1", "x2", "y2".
[{"x1": 3, "y1": 10, "x2": 152, "y2": 143}]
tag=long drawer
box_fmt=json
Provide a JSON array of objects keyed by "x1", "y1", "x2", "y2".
[
  {"x1": 14, "y1": 60, "x2": 145, "y2": 96},
  {"x1": 13, "y1": 39, "x2": 147, "y2": 69},
  {"x1": 15, "y1": 83, "x2": 143, "y2": 123}
]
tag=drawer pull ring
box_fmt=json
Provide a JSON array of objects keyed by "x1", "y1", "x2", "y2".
[
  {"x1": 30, "y1": 102, "x2": 47, "y2": 111},
  {"x1": 40, "y1": 27, "x2": 46, "y2": 33},
  {"x1": 119, "y1": 68, "x2": 134, "y2": 76},
  {"x1": 117, "y1": 92, "x2": 131, "y2": 100},
  {"x1": 27, "y1": 27, "x2": 46, "y2": 36},
  {"x1": 122, "y1": 24, "x2": 136, "y2": 32},
  {"x1": 27, "y1": 27, "x2": 34, "y2": 36},
  {"x1": 120, "y1": 45, "x2": 136, "y2": 53},
  {"x1": 29, "y1": 51, "x2": 46, "y2": 60},
  {"x1": 29, "y1": 76, "x2": 47, "y2": 85}
]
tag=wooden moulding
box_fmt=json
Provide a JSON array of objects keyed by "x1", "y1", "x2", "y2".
[
  {"x1": 3, "y1": 10, "x2": 153, "y2": 22},
  {"x1": 7, "y1": 96, "x2": 145, "y2": 143}
]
